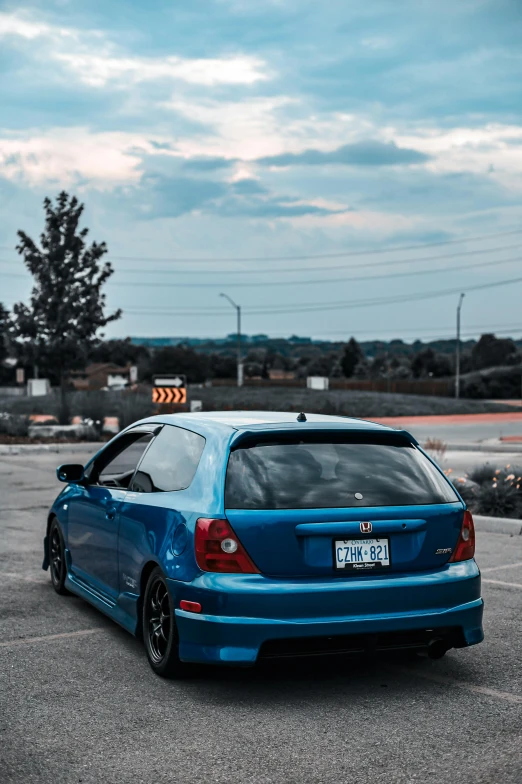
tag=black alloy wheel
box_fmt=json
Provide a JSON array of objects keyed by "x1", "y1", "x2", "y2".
[
  {"x1": 142, "y1": 567, "x2": 188, "y2": 678},
  {"x1": 147, "y1": 578, "x2": 171, "y2": 663},
  {"x1": 49, "y1": 518, "x2": 69, "y2": 595}
]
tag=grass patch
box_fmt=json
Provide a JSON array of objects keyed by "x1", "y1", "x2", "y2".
[{"x1": 193, "y1": 387, "x2": 522, "y2": 417}]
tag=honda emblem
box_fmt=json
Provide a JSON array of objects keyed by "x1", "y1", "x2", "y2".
[{"x1": 360, "y1": 522, "x2": 372, "y2": 533}]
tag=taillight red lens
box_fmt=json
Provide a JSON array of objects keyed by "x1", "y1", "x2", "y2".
[
  {"x1": 195, "y1": 518, "x2": 260, "y2": 573},
  {"x1": 449, "y1": 510, "x2": 476, "y2": 562},
  {"x1": 179, "y1": 600, "x2": 202, "y2": 613}
]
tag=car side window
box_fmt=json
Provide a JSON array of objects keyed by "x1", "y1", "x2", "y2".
[
  {"x1": 130, "y1": 425, "x2": 205, "y2": 493},
  {"x1": 96, "y1": 433, "x2": 154, "y2": 489}
]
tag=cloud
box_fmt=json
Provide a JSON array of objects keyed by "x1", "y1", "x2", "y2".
[
  {"x1": 395, "y1": 124, "x2": 522, "y2": 191},
  {"x1": 111, "y1": 153, "x2": 343, "y2": 221},
  {"x1": 0, "y1": 11, "x2": 81, "y2": 41},
  {"x1": 0, "y1": 11, "x2": 269, "y2": 88},
  {"x1": 54, "y1": 52, "x2": 269, "y2": 88},
  {"x1": 0, "y1": 129, "x2": 165, "y2": 187},
  {"x1": 163, "y1": 96, "x2": 295, "y2": 159},
  {"x1": 213, "y1": 195, "x2": 344, "y2": 220},
  {"x1": 230, "y1": 178, "x2": 267, "y2": 195},
  {"x1": 134, "y1": 173, "x2": 228, "y2": 219},
  {"x1": 183, "y1": 156, "x2": 237, "y2": 171},
  {"x1": 256, "y1": 140, "x2": 430, "y2": 167}
]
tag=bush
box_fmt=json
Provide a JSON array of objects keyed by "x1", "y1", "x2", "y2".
[
  {"x1": 451, "y1": 477, "x2": 479, "y2": 507},
  {"x1": 468, "y1": 464, "x2": 497, "y2": 485},
  {"x1": 0, "y1": 413, "x2": 29, "y2": 437},
  {"x1": 461, "y1": 377, "x2": 488, "y2": 399},
  {"x1": 461, "y1": 365, "x2": 522, "y2": 400},
  {"x1": 475, "y1": 482, "x2": 521, "y2": 518},
  {"x1": 454, "y1": 463, "x2": 522, "y2": 519}
]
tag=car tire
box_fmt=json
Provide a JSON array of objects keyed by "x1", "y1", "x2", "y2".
[
  {"x1": 49, "y1": 518, "x2": 69, "y2": 595},
  {"x1": 142, "y1": 567, "x2": 190, "y2": 678}
]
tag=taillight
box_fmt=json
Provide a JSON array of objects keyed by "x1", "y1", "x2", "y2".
[
  {"x1": 195, "y1": 518, "x2": 260, "y2": 573},
  {"x1": 179, "y1": 600, "x2": 202, "y2": 613},
  {"x1": 449, "y1": 510, "x2": 476, "y2": 562}
]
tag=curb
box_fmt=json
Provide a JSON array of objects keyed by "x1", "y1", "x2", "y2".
[
  {"x1": 474, "y1": 515, "x2": 522, "y2": 536},
  {"x1": 0, "y1": 442, "x2": 101, "y2": 455},
  {"x1": 436, "y1": 443, "x2": 522, "y2": 453}
]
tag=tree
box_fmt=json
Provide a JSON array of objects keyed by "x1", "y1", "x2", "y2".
[
  {"x1": 89, "y1": 338, "x2": 149, "y2": 367},
  {"x1": 410, "y1": 348, "x2": 452, "y2": 378},
  {"x1": 0, "y1": 303, "x2": 9, "y2": 366},
  {"x1": 0, "y1": 303, "x2": 12, "y2": 384},
  {"x1": 341, "y1": 337, "x2": 364, "y2": 378},
  {"x1": 471, "y1": 333, "x2": 518, "y2": 370},
  {"x1": 209, "y1": 353, "x2": 237, "y2": 379},
  {"x1": 10, "y1": 192, "x2": 121, "y2": 422},
  {"x1": 150, "y1": 345, "x2": 209, "y2": 383}
]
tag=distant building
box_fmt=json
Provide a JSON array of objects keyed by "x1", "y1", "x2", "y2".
[
  {"x1": 69, "y1": 363, "x2": 134, "y2": 391},
  {"x1": 268, "y1": 368, "x2": 296, "y2": 381}
]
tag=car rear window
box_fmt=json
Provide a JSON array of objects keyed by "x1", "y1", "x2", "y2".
[{"x1": 225, "y1": 434, "x2": 458, "y2": 509}]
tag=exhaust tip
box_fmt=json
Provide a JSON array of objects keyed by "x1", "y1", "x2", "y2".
[{"x1": 427, "y1": 638, "x2": 449, "y2": 660}]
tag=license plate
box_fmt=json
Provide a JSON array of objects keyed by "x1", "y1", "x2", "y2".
[{"x1": 334, "y1": 538, "x2": 390, "y2": 572}]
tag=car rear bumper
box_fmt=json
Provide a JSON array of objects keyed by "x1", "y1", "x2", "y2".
[{"x1": 168, "y1": 560, "x2": 484, "y2": 665}]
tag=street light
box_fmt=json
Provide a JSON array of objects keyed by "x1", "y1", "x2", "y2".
[
  {"x1": 219, "y1": 293, "x2": 243, "y2": 387},
  {"x1": 455, "y1": 292, "x2": 465, "y2": 399}
]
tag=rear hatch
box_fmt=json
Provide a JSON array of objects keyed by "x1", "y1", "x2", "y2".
[{"x1": 224, "y1": 431, "x2": 463, "y2": 577}]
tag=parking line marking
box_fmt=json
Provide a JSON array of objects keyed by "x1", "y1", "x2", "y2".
[
  {"x1": 0, "y1": 628, "x2": 106, "y2": 649},
  {"x1": 394, "y1": 667, "x2": 522, "y2": 705},
  {"x1": 482, "y1": 578, "x2": 522, "y2": 589},
  {"x1": 481, "y1": 561, "x2": 522, "y2": 573}
]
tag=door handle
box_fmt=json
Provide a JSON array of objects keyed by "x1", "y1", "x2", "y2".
[{"x1": 106, "y1": 508, "x2": 116, "y2": 521}]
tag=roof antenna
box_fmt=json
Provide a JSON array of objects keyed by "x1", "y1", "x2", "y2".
[{"x1": 297, "y1": 412, "x2": 307, "y2": 422}]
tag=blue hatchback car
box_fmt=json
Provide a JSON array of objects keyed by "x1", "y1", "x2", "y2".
[{"x1": 44, "y1": 411, "x2": 483, "y2": 677}]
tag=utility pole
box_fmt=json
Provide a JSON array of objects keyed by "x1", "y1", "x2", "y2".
[
  {"x1": 220, "y1": 293, "x2": 243, "y2": 387},
  {"x1": 455, "y1": 292, "x2": 465, "y2": 399}
]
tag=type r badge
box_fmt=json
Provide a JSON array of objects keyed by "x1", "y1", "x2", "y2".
[
  {"x1": 360, "y1": 522, "x2": 373, "y2": 533},
  {"x1": 122, "y1": 573, "x2": 138, "y2": 589}
]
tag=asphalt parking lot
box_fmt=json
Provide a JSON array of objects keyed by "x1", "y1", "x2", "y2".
[{"x1": 1, "y1": 449, "x2": 521, "y2": 784}]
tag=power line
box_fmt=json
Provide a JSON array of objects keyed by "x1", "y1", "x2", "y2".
[
  {"x1": 2, "y1": 254, "x2": 520, "y2": 289},
  {"x1": 3, "y1": 241, "x2": 520, "y2": 276},
  {"x1": 6, "y1": 274, "x2": 520, "y2": 316},
  {"x1": 1, "y1": 227, "x2": 521, "y2": 264},
  {"x1": 123, "y1": 274, "x2": 522, "y2": 316},
  {"x1": 106, "y1": 255, "x2": 522, "y2": 287},
  {"x1": 244, "y1": 274, "x2": 522, "y2": 315}
]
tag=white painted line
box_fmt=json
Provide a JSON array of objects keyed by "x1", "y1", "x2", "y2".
[
  {"x1": 393, "y1": 667, "x2": 522, "y2": 705},
  {"x1": 482, "y1": 578, "x2": 522, "y2": 589},
  {"x1": 481, "y1": 561, "x2": 522, "y2": 573},
  {"x1": 0, "y1": 628, "x2": 105, "y2": 649},
  {"x1": 0, "y1": 572, "x2": 48, "y2": 584}
]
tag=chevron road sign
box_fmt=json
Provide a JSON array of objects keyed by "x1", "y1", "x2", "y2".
[{"x1": 152, "y1": 375, "x2": 187, "y2": 405}]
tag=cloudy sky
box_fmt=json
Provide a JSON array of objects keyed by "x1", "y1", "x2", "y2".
[{"x1": 1, "y1": 0, "x2": 522, "y2": 342}]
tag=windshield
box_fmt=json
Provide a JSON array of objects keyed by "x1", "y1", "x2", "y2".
[{"x1": 225, "y1": 435, "x2": 458, "y2": 509}]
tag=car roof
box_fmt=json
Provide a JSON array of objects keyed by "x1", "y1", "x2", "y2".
[{"x1": 141, "y1": 410, "x2": 397, "y2": 435}]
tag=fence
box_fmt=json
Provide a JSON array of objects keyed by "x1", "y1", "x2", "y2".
[
  {"x1": 1, "y1": 379, "x2": 454, "y2": 398},
  {"x1": 0, "y1": 387, "x2": 26, "y2": 397},
  {"x1": 330, "y1": 379, "x2": 454, "y2": 396},
  {"x1": 210, "y1": 377, "x2": 454, "y2": 396}
]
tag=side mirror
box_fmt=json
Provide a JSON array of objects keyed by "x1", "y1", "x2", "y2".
[{"x1": 57, "y1": 464, "x2": 85, "y2": 484}]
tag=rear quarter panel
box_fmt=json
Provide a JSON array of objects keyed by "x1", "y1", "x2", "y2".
[{"x1": 117, "y1": 428, "x2": 232, "y2": 588}]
